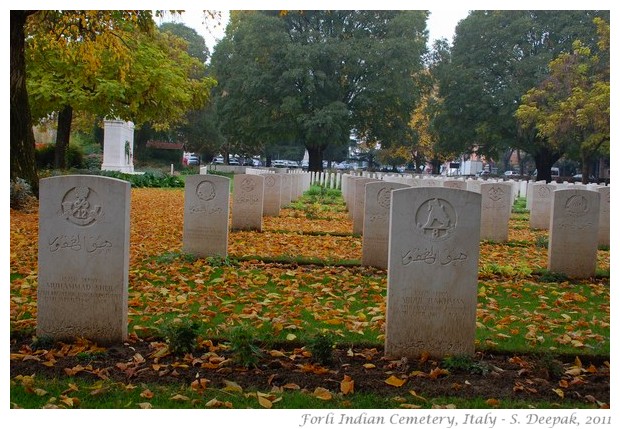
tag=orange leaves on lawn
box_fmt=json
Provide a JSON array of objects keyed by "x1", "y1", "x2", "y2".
[
  {"x1": 190, "y1": 378, "x2": 210, "y2": 391},
  {"x1": 229, "y1": 230, "x2": 361, "y2": 262},
  {"x1": 312, "y1": 387, "x2": 333, "y2": 400},
  {"x1": 205, "y1": 398, "x2": 233, "y2": 408},
  {"x1": 264, "y1": 209, "x2": 353, "y2": 235},
  {"x1": 140, "y1": 388, "x2": 154, "y2": 399},
  {"x1": 297, "y1": 363, "x2": 330, "y2": 375},
  {"x1": 340, "y1": 375, "x2": 354, "y2": 395},
  {"x1": 130, "y1": 188, "x2": 184, "y2": 261},
  {"x1": 384, "y1": 375, "x2": 407, "y2": 387}
]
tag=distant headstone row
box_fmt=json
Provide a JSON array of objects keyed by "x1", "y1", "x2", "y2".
[{"x1": 341, "y1": 174, "x2": 609, "y2": 276}]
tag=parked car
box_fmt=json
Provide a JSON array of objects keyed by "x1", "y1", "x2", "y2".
[
  {"x1": 572, "y1": 173, "x2": 597, "y2": 182},
  {"x1": 503, "y1": 170, "x2": 518, "y2": 177},
  {"x1": 187, "y1": 155, "x2": 200, "y2": 165},
  {"x1": 183, "y1": 153, "x2": 199, "y2": 165}
]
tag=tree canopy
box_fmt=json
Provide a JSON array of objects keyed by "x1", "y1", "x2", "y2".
[
  {"x1": 515, "y1": 18, "x2": 609, "y2": 184},
  {"x1": 210, "y1": 10, "x2": 428, "y2": 171},
  {"x1": 435, "y1": 10, "x2": 609, "y2": 181},
  {"x1": 11, "y1": 10, "x2": 216, "y2": 184},
  {"x1": 26, "y1": 11, "x2": 214, "y2": 130}
]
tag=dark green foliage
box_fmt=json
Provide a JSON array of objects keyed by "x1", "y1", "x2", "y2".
[
  {"x1": 533, "y1": 352, "x2": 564, "y2": 380},
  {"x1": 76, "y1": 350, "x2": 107, "y2": 363},
  {"x1": 442, "y1": 355, "x2": 490, "y2": 375},
  {"x1": 35, "y1": 144, "x2": 83, "y2": 169},
  {"x1": 83, "y1": 154, "x2": 103, "y2": 170},
  {"x1": 98, "y1": 171, "x2": 185, "y2": 188},
  {"x1": 534, "y1": 235, "x2": 549, "y2": 248},
  {"x1": 227, "y1": 324, "x2": 263, "y2": 368},
  {"x1": 307, "y1": 332, "x2": 335, "y2": 365},
  {"x1": 66, "y1": 144, "x2": 84, "y2": 168},
  {"x1": 210, "y1": 11, "x2": 428, "y2": 170},
  {"x1": 160, "y1": 319, "x2": 200, "y2": 355},
  {"x1": 205, "y1": 255, "x2": 237, "y2": 268},
  {"x1": 30, "y1": 335, "x2": 55, "y2": 351},
  {"x1": 534, "y1": 268, "x2": 569, "y2": 283},
  {"x1": 437, "y1": 10, "x2": 609, "y2": 174}
]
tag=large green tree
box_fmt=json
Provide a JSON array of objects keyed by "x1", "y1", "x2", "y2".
[
  {"x1": 211, "y1": 10, "x2": 428, "y2": 171},
  {"x1": 436, "y1": 10, "x2": 609, "y2": 182}
]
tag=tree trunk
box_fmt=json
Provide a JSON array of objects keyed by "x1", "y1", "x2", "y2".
[
  {"x1": 533, "y1": 146, "x2": 562, "y2": 183},
  {"x1": 430, "y1": 158, "x2": 441, "y2": 175},
  {"x1": 307, "y1": 145, "x2": 324, "y2": 172},
  {"x1": 580, "y1": 153, "x2": 591, "y2": 185},
  {"x1": 55, "y1": 105, "x2": 73, "y2": 169},
  {"x1": 10, "y1": 10, "x2": 39, "y2": 195}
]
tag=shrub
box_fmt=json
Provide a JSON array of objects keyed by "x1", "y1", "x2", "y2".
[
  {"x1": 227, "y1": 324, "x2": 263, "y2": 368},
  {"x1": 30, "y1": 335, "x2": 55, "y2": 351},
  {"x1": 160, "y1": 318, "x2": 201, "y2": 355},
  {"x1": 534, "y1": 235, "x2": 549, "y2": 248},
  {"x1": 307, "y1": 332, "x2": 335, "y2": 365},
  {"x1": 35, "y1": 144, "x2": 84, "y2": 169},
  {"x1": 10, "y1": 178, "x2": 35, "y2": 210},
  {"x1": 66, "y1": 144, "x2": 84, "y2": 168},
  {"x1": 83, "y1": 154, "x2": 103, "y2": 171},
  {"x1": 442, "y1": 355, "x2": 490, "y2": 375}
]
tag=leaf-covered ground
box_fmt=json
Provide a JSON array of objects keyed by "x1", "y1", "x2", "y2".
[{"x1": 10, "y1": 187, "x2": 610, "y2": 409}]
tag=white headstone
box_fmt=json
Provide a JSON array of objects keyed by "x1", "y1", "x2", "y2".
[
  {"x1": 37, "y1": 175, "x2": 130, "y2": 344},
  {"x1": 362, "y1": 181, "x2": 409, "y2": 269},
  {"x1": 263, "y1": 174, "x2": 282, "y2": 217},
  {"x1": 597, "y1": 186, "x2": 610, "y2": 247},
  {"x1": 548, "y1": 189, "x2": 600, "y2": 278},
  {"x1": 386, "y1": 188, "x2": 481, "y2": 358},
  {"x1": 280, "y1": 174, "x2": 292, "y2": 208},
  {"x1": 183, "y1": 174, "x2": 230, "y2": 257},
  {"x1": 353, "y1": 178, "x2": 377, "y2": 235},
  {"x1": 231, "y1": 174, "x2": 265, "y2": 231},
  {"x1": 530, "y1": 182, "x2": 557, "y2": 230},
  {"x1": 480, "y1": 182, "x2": 513, "y2": 242},
  {"x1": 443, "y1": 179, "x2": 467, "y2": 190}
]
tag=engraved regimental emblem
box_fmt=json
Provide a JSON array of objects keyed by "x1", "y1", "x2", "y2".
[
  {"x1": 265, "y1": 175, "x2": 276, "y2": 187},
  {"x1": 377, "y1": 187, "x2": 392, "y2": 209},
  {"x1": 61, "y1": 186, "x2": 102, "y2": 226},
  {"x1": 488, "y1": 186, "x2": 504, "y2": 201},
  {"x1": 537, "y1": 186, "x2": 551, "y2": 198},
  {"x1": 415, "y1": 198, "x2": 456, "y2": 240},
  {"x1": 565, "y1": 195, "x2": 588, "y2": 217},
  {"x1": 196, "y1": 180, "x2": 216, "y2": 202},
  {"x1": 241, "y1": 177, "x2": 256, "y2": 192}
]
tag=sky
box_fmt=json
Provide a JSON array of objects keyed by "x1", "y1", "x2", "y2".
[{"x1": 159, "y1": 9, "x2": 470, "y2": 53}]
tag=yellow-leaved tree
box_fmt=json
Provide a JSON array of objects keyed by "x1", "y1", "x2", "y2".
[
  {"x1": 515, "y1": 18, "x2": 609, "y2": 184},
  {"x1": 25, "y1": 10, "x2": 215, "y2": 170}
]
